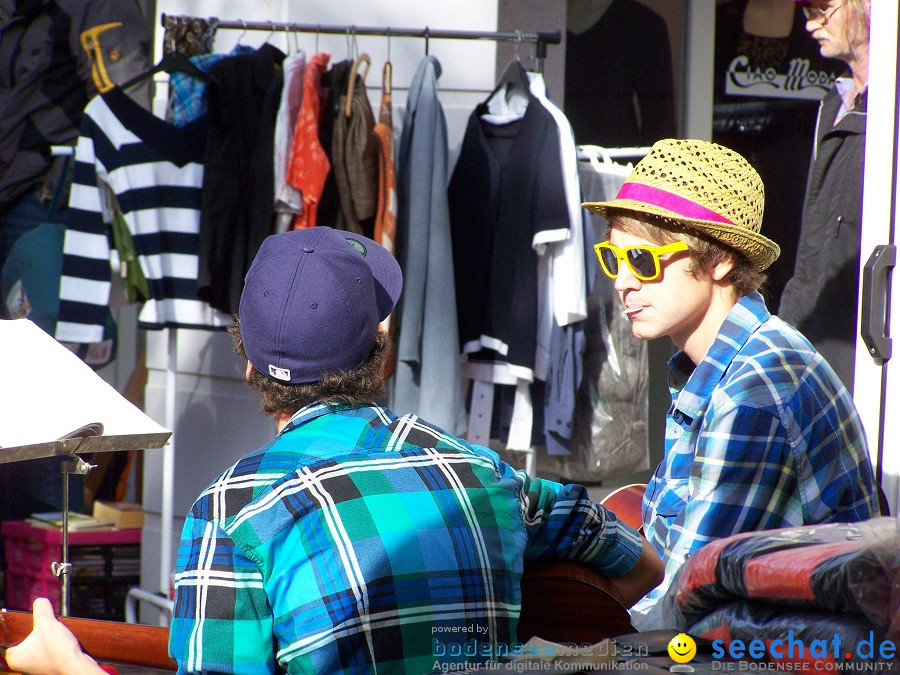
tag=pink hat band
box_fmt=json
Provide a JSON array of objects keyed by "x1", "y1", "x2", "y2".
[{"x1": 615, "y1": 182, "x2": 735, "y2": 226}]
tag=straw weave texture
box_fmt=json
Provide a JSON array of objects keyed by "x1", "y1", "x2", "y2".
[{"x1": 584, "y1": 139, "x2": 780, "y2": 271}]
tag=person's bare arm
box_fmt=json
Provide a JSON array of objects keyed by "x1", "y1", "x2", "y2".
[
  {"x1": 4, "y1": 598, "x2": 105, "y2": 675},
  {"x1": 608, "y1": 536, "x2": 665, "y2": 608}
]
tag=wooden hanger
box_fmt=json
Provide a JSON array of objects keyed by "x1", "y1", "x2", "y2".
[
  {"x1": 382, "y1": 61, "x2": 392, "y2": 97},
  {"x1": 345, "y1": 53, "x2": 371, "y2": 118}
]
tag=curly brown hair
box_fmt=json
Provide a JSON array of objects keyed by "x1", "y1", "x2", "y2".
[
  {"x1": 604, "y1": 209, "x2": 767, "y2": 298},
  {"x1": 229, "y1": 315, "x2": 390, "y2": 416}
]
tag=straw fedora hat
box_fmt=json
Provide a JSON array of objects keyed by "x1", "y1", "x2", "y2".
[{"x1": 583, "y1": 138, "x2": 780, "y2": 271}]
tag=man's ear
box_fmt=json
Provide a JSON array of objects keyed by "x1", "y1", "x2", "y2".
[
  {"x1": 711, "y1": 257, "x2": 736, "y2": 283},
  {"x1": 245, "y1": 361, "x2": 254, "y2": 381}
]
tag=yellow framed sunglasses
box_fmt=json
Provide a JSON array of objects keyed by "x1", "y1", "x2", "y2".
[{"x1": 594, "y1": 241, "x2": 690, "y2": 281}]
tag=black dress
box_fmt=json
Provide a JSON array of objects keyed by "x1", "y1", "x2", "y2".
[{"x1": 564, "y1": 0, "x2": 676, "y2": 147}]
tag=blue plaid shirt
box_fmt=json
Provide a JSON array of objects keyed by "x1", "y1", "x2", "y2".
[
  {"x1": 632, "y1": 292, "x2": 879, "y2": 617},
  {"x1": 169, "y1": 402, "x2": 643, "y2": 674}
]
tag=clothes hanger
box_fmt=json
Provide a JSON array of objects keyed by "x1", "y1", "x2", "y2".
[
  {"x1": 484, "y1": 32, "x2": 530, "y2": 106},
  {"x1": 345, "y1": 53, "x2": 371, "y2": 118},
  {"x1": 382, "y1": 61, "x2": 392, "y2": 98},
  {"x1": 576, "y1": 145, "x2": 648, "y2": 174},
  {"x1": 484, "y1": 59, "x2": 530, "y2": 108},
  {"x1": 118, "y1": 51, "x2": 208, "y2": 90},
  {"x1": 286, "y1": 24, "x2": 298, "y2": 54},
  {"x1": 383, "y1": 30, "x2": 392, "y2": 97},
  {"x1": 235, "y1": 19, "x2": 248, "y2": 47}
]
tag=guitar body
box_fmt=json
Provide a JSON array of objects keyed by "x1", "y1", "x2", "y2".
[
  {"x1": 518, "y1": 560, "x2": 635, "y2": 644},
  {"x1": 601, "y1": 483, "x2": 646, "y2": 532},
  {"x1": 517, "y1": 483, "x2": 649, "y2": 645}
]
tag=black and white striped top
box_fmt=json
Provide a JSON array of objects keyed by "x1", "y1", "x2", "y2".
[{"x1": 55, "y1": 88, "x2": 231, "y2": 345}]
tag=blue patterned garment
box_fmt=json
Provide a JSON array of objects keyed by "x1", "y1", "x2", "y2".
[
  {"x1": 166, "y1": 46, "x2": 255, "y2": 128},
  {"x1": 169, "y1": 402, "x2": 643, "y2": 674},
  {"x1": 632, "y1": 291, "x2": 879, "y2": 618}
]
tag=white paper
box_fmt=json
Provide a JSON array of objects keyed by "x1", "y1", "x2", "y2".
[{"x1": 0, "y1": 319, "x2": 170, "y2": 449}]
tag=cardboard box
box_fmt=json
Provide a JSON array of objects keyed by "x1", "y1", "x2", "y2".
[{"x1": 92, "y1": 501, "x2": 145, "y2": 529}]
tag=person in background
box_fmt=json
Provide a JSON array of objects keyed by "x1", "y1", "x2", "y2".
[
  {"x1": 5, "y1": 226, "x2": 664, "y2": 674},
  {"x1": 712, "y1": 0, "x2": 844, "y2": 313},
  {"x1": 583, "y1": 138, "x2": 879, "y2": 627},
  {"x1": 778, "y1": 0, "x2": 870, "y2": 392},
  {"x1": 0, "y1": 0, "x2": 150, "y2": 279}
]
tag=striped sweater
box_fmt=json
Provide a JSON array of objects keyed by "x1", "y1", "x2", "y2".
[{"x1": 56, "y1": 88, "x2": 231, "y2": 344}]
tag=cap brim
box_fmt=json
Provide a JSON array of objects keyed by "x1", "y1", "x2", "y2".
[{"x1": 342, "y1": 232, "x2": 403, "y2": 320}]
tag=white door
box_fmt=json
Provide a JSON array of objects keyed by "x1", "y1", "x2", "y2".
[{"x1": 854, "y1": 1, "x2": 899, "y2": 516}]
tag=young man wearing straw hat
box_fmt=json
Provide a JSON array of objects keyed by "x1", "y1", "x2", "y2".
[{"x1": 583, "y1": 138, "x2": 879, "y2": 625}]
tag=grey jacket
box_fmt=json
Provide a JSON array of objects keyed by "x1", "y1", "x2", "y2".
[
  {"x1": 389, "y1": 55, "x2": 465, "y2": 433},
  {"x1": 0, "y1": 0, "x2": 149, "y2": 211},
  {"x1": 779, "y1": 84, "x2": 867, "y2": 392}
]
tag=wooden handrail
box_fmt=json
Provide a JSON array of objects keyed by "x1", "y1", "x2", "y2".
[{"x1": 0, "y1": 609, "x2": 176, "y2": 671}]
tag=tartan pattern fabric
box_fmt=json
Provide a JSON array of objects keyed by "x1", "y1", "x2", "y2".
[
  {"x1": 170, "y1": 403, "x2": 642, "y2": 674},
  {"x1": 631, "y1": 291, "x2": 879, "y2": 618}
]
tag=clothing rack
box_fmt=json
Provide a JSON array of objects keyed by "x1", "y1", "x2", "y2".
[
  {"x1": 148, "y1": 13, "x2": 560, "y2": 601},
  {"x1": 160, "y1": 15, "x2": 561, "y2": 72},
  {"x1": 576, "y1": 145, "x2": 651, "y2": 162}
]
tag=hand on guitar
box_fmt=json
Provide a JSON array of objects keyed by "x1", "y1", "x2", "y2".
[{"x1": 2, "y1": 599, "x2": 107, "y2": 675}]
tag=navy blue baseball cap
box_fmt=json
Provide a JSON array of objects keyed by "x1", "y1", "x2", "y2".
[{"x1": 239, "y1": 227, "x2": 402, "y2": 384}]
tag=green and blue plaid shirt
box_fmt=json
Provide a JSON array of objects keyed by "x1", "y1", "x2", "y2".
[
  {"x1": 169, "y1": 402, "x2": 643, "y2": 674},
  {"x1": 632, "y1": 292, "x2": 879, "y2": 619}
]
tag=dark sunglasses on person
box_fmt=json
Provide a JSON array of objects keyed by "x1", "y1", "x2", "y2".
[{"x1": 594, "y1": 241, "x2": 689, "y2": 281}]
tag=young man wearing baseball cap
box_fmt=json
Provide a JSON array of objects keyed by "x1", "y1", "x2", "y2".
[
  {"x1": 583, "y1": 138, "x2": 879, "y2": 627},
  {"x1": 5, "y1": 225, "x2": 664, "y2": 674},
  {"x1": 169, "y1": 227, "x2": 664, "y2": 672}
]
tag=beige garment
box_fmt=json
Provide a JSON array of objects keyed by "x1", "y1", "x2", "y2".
[{"x1": 331, "y1": 66, "x2": 378, "y2": 236}]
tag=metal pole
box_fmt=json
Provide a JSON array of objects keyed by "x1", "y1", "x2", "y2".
[
  {"x1": 52, "y1": 457, "x2": 95, "y2": 617},
  {"x1": 160, "y1": 15, "x2": 560, "y2": 50}
]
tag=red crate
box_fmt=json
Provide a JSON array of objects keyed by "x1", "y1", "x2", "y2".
[{"x1": 2, "y1": 519, "x2": 141, "y2": 617}]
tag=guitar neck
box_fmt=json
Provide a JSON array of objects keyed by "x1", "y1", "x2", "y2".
[{"x1": 0, "y1": 609, "x2": 176, "y2": 671}]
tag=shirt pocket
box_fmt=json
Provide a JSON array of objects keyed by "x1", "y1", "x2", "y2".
[{"x1": 653, "y1": 476, "x2": 690, "y2": 519}]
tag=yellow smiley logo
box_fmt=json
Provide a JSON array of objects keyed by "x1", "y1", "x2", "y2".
[{"x1": 667, "y1": 633, "x2": 697, "y2": 663}]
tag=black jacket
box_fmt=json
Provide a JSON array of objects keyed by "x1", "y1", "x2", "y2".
[
  {"x1": 779, "y1": 84, "x2": 867, "y2": 392},
  {"x1": 0, "y1": 0, "x2": 149, "y2": 211}
]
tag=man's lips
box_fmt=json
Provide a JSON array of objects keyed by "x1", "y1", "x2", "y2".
[{"x1": 623, "y1": 306, "x2": 644, "y2": 316}]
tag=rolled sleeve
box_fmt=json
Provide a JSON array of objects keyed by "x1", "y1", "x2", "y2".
[{"x1": 592, "y1": 516, "x2": 644, "y2": 577}]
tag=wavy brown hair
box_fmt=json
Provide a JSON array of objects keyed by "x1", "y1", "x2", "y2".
[
  {"x1": 229, "y1": 315, "x2": 390, "y2": 416},
  {"x1": 605, "y1": 209, "x2": 767, "y2": 298}
]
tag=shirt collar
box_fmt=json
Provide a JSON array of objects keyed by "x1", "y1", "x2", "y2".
[
  {"x1": 835, "y1": 76, "x2": 868, "y2": 121},
  {"x1": 667, "y1": 291, "x2": 770, "y2": 421},
  {"x1": 280, "y1": 401, "x2": 378, "y2": 435}
]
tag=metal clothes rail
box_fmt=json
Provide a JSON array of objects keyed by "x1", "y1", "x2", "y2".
[{"x1": 160, "y1": 14, "x2": 561, "y2": 70}]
